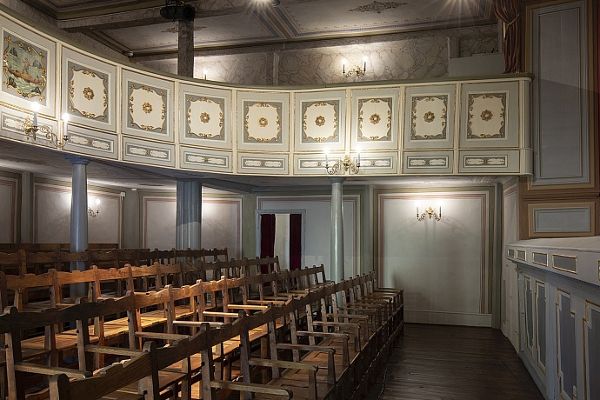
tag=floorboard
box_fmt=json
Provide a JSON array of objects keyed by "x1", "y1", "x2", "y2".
[{"x1": 368, "y1": 324, "x2": 543, "y2": 400}]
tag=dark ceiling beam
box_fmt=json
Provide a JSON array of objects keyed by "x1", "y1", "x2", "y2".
[{"x1": 56, "y1": 1, "x2": 249, "y2": 32}]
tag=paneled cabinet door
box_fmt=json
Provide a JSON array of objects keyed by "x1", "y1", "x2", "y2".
[{"x1": 459, "y1": 81, "x2": 519, "y2": 149}]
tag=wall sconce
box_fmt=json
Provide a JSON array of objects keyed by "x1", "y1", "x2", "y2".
[
  {"x1": 324, "y1": 151, "x2": 361, "y2": 175},
  {"x1": 417, "y1": 206, "x2": 442, "y2": 221},
  {"x1": 22, "y1": 102, "x2": 69, "y2": 149},
  {"x1": 88, "y1": 198, "x2": 101, "y2": 218},
  {"x1": 342, "y1": 57, "x2": 367, "y2": 78}
]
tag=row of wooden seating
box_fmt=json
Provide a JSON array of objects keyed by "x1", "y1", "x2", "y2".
[
  {"x1": 1, "y1": 271, "x2": 403, "y2": 400},
  {"x1": 0, "y1": 256, "x2": 324, "y2": 313},
  {"x1": 0, "y1": 244, "x2": 119, "y2": 252},
  {"x1": 0, "y1": 248, "x2": 229, "y2": 276}
]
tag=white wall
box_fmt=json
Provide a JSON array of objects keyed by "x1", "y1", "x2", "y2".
[
  {"x1": 377, "y1": 190, "x2": 493, "y2": 326},
  {"x1": 33, "y1": 182, "x2": 122, "y2": 245},
  {"x1": 0, "y1": 175, "x2": 18, "y2": 242},
  {"x1": 141, "y1": 193, "x2": 242, "y2": 257},
  {"x1": 502, "y1": 180, "x2": 520, "y2": 350},
  {"x1": 257, "y1": 195, "x2": 359, "y2": 278}
]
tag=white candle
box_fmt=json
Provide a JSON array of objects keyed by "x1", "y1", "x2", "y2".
[{"x1": 31, "y1": 101, "x2": 40, "y2": 127}]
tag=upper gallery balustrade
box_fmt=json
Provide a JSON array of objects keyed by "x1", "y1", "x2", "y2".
[{"x1": 0, "y1": 6, "x2": 531, "y2": 178}]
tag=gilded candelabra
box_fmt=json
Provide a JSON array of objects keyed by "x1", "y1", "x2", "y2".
[{"x1": 325, "y1": 154, "x2": 360, "y2": 175}]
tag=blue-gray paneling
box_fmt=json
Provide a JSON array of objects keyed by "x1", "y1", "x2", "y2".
[
  {"x1": 536, "y1": 283, "x2": 546, "y2": 369},
  {"x1": 558, "y1": 293, "x2": 577, "y2": 399},
  {"x1": 588, "y1": 305, "x2": 600, "y2": 399},
  {"x1": 532, "y1": 1, "x2": 589, "y2": 185}
]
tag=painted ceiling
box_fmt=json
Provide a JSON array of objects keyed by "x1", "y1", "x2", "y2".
[{"x1": 23, "y1": 0, "x2": 494, "y2": 55}]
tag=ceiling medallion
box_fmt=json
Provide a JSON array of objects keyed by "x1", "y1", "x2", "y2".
[
  {"x1": 369, "y1": 113, "x2": 381, "y2": 125},
  {"x1": 259, "y1": 117, "x2": 269, "y2": 127},
  {"x1": 350, "y1": 1, "x2": 406, "y2": 13},
  {"x1": 142, "y1": 102, "x2": 153, "y2": 114},
  {"x1": 423, "y1": 111, "x2": 435, "y2": 123},
  {"x1": 315, "y1": 115, "x2": 326, "y2": 127},
  {"x1": 82, "y1": 87, "x2": 94, "y2": 101},
  {"x1": 481, "y1": 109, "x2": 493, "y2": 121},
  {"x1": 200, "y1": 112, "x2": 210, "y2": 123}
]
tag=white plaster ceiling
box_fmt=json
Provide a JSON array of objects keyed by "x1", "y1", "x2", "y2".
[{"x1": 23, "y1": 0, "x2": 494, "y2": 55}]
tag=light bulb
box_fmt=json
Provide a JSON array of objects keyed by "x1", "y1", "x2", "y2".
[
  {"x1": 31, "y1": 101, "x2": 41, "y2": 113},
  {"x1": 62, "y1": 113, "x2": 70, "y2": 122}
]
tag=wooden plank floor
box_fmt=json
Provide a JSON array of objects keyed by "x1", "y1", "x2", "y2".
[{"x1": 368, "y1": 324, "x2": 543, "y2": 400}]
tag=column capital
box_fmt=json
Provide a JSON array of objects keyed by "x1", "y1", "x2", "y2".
[
  {"x1": 65, "y1": 155, "x2": 89, "y2": 165},
  {"x1": 328, "y1": 177, "x2": 346, "y2": 184}
]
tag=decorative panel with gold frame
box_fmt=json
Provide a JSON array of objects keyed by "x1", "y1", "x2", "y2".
[
  {"x1": 237, "y1": 152, "x2": 289, "y2": 175},
  {"x1": 402, "y1": 151, "x2": 454, "y2": 174},
  {"x1": 0, "y1": 15, "x2": 56, "y2": 116},
  {"x1": 122, "y1": 136, "x2": 175, "y2": 167},
  {"x1": 122, "y1": 69, "x2": 174, "y2": 142},
  {"x1": 458, "y1": 150, "x2": 520, "y2": 174},
  {"x1": 63, "y1": 124, "x2": 117, "y2": 159},
  {"x1": 180, "y1": 146, "x2": 232, "y2": 173},
  {"x1": 295, "y1": 90, "x2": 345, "y2": 151},
  {"x1": 237, "y1": 91, "x2": 289, "y2": 151},
  {"x1": 460, "y1": 81, "x2": 519, "y2": 148},
  {"x1": 61, "y1": 47, "x2": 116, "y2": 132},
  {"x1": 351, "y1": 88, "x2": 398, "y2": 151},
  {"x1": 179, "y1": 83, "x2": 231, "y2": 149},
  {"x1": 403, "y1": 84, "x2": 455, "y2": 150}
]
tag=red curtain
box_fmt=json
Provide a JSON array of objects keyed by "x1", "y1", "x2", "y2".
[
  {"x1": 260, "y1": 214, "x2": 275, "y2": 273},
  {"x1": 494, "y1": 0, "x2": 521, "y2": 73},
  {"x1": 289, "y1": 214, "x2": 302, "y2": 270}
]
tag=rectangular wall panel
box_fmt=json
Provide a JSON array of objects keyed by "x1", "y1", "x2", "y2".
[
  {"x1": 528, "y1": 202, "x2": 596, "y2": 237},
  {"x1": 531, "y1": 1, "x2": 590, "y2": 185},
  {"x1": 557, "y1": 291, "x2": 577, "y2": 400},
  {"x1": 0, "y1": 176, "x2": 18, "y2": 243}
]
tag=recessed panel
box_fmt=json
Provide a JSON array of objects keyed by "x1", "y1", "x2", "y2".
[
  {"x1": 460, "y1": 81, "x2": 519, "y2": 148},
  {"x1": 237, "y1": 91, "x2": 289, "y2": 151},
  {"x1": 295, "y1": 90, "x2": 345, "y2": 151},
  {"x1": 180, "y1": 146, "x2": 232, "y2": 173},
  {"x1": 557, "y1": 291, "x2": 577, "y2": 400},
  {"x1": 63, "y1": 124, "x2": 117, "y2": 159},
  {"x1": 62, "y1": 47, "x2": 117, "y2": 132},
  {"x1": 122, "y1": 136, "x2": 175, "y2": 167},
  {"x1": 403, "y1": 84, "x2": 455, "y2": 149},
  {"x1": 122, "y1": 69, "x2": 174, "y2": 142},
  {"x1": 458, "y1": 150, "x2": 520, "y2": 174},
  {"x1": 237, "y1": 152, "x2": 289, "y2": 175},
  {"x1": 402, "y1": 151, "x2": 453, "y2": 174},
  {"x1": 351, "y1": 88, "x2": 398, "y2": 151},
  {"x1": 179, "y1": 83, "x2": 231, "y2": 149}
]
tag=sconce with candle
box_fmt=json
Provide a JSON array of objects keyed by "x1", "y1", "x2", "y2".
[
  {"x1": 324, "y1": 150, "x2": 361, "y2": 175},
  {"x1": 416, "y1": 205, "x2": 442, "y2": 221},
  {"x1": 341, "y1": 57, "x2": 367, "y2": 78},
  {"x1": 21, "y1": 101, "x2": 69, "y2": 149},
  {"x1": 88, "y1": 197, "x2": 101, "y2": 218}
]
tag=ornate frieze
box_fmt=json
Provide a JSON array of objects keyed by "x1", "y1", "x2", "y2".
[{"x1": 122, "y1": 137, "x2": 175, "y2": 167}]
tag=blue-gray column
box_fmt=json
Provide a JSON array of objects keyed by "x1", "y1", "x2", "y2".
[
  {"x1": 67, "y1": 156, "x2": 89, "y2": 298},
  {"x1": 176, "y1": 180, "x2": 202, "y2": 250},
  {"x1": 330, "y1": 178, "x2": 345, "y2": 283}
]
